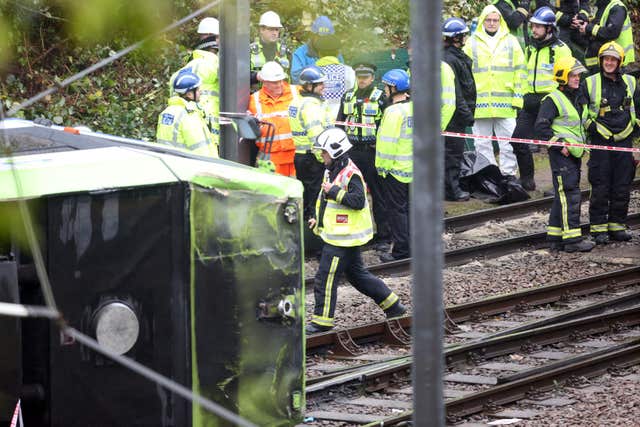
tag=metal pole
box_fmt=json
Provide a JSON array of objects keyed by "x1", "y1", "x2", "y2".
[
  {"x1": 220, "y1": 0, "x2": 250, "y2": 163},
  {"x1": 410, "y1": 0, "x2": 445, "y2": 425}
]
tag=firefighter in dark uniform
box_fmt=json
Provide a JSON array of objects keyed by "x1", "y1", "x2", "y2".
[
  {"x1": 581, "y1": 42, "x2": 640, "y2": 244},
  {"x1": 535, "y1": 56, "x2": 595, "y2": 252},
  {"x1": 306, "y1": 128, "x2": 407, "y2": 334},
  {"x1": 336, "y1": 62, "x2": 390, "y2": 251},
  {"x1": 442, "y1": 17, "x2": 475, "y2": 201},
  {"x1": 578, "y1": 0, "x2": 636, "y2": 73}
]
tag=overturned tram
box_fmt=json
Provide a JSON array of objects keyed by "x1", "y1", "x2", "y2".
[{"x1": 0, "y1": 119, "x2": 305, "y2": 426}]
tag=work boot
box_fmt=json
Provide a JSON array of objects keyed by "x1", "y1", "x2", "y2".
[
  {"x1": 563, "y1": 239, "x2": 595, "y2": 253},
  {"x1": 379, "y1": 252, "x2": 399, "y2": 263},
  {"x1": 548, "y1": 241, "x2": 564, "y2": 252},
  {"x1": 305, "y1": 323, "x2": 333, "y2": 335},
  {"x1": 384, "y1": 301, "x2": 407, "y2": 319},
  {"x1": 519, "y1": 177, "x2": 536, "y2": 191},
  {"x1": 609, "y1": 230, "x2": 632, "y2": 241},
  {"x1": 446, "y1": 190, "x2": 470, "y2": 202},
  {"x1": 374, "y1": 241, "x2": 392, "y2": 252},
  {"x1": 593, "y1": 233, "x2": 609, "y2": 245}
]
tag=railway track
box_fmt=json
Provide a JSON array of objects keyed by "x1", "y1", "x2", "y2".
[
  {"x1": 304, "y1": 267, "x2": 640, "y2": 425},
  {"x1": 305, "y1": 211, "x2": 640, "y2": 288},
  {"x1": 306, "y1": 266, "x2": 640, "y2": 356}
]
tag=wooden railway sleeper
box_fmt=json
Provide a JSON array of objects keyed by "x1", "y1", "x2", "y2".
[
  {"x1": 383, "y1": 319, "x2": 411, "y2": 346},
  {"x1": 332, "y1": 330, "x2": 364, "y2": 357}
]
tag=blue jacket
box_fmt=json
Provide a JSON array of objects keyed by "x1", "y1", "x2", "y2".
[{"x1": 290, "y1": 42, "x2": 344, "y2": 84}]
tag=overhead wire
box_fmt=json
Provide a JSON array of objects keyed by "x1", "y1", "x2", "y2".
[{"x1": 1, "y1": 2, "x2": 258, "y2": 425}]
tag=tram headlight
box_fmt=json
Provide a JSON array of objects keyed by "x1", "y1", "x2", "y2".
[{"x1": 92, "y1": 302, "x2": 139, "y2": 355}]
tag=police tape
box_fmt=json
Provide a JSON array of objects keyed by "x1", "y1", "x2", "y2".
[{"x1": 442, "y1": 131, "x2": 640, "y2": 154}]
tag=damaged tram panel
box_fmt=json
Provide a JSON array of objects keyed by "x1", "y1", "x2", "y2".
[{"x1": 0, "y1": 119, "x2": 305, "y2": 427}]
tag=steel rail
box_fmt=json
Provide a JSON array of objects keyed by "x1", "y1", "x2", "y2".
[
  {"x1": 445, "y1": 178, "x2": 640, "y2": 233},
  {"x1": 306, "y1": 266, "x2": 640, "y2": 354},
  {"x1": 305, "y1": 213, "x2": 640, "y2": 287},
  {"x1": 306, "y1": 303, "x2": 640, "y2": 396},
  {"x1": 361, "y1": 338, "x2": 640, "y2": 426}
]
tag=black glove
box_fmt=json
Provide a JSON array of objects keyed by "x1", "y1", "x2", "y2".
[{"x1": 519, "y1": 0, "x2": 530, "y2": 11}]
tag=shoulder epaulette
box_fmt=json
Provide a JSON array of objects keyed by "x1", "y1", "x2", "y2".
[{"x1": 370, "y1": 88, "x2": 383, "y2": 101}]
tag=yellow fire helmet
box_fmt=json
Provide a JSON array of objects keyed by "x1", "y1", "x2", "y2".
[
  {"x1": 553, "y1": 56, "x2": 587, "y2": 85},
  {"x1": 598, "y1": 41, "x2": 625, "y2": 63}
]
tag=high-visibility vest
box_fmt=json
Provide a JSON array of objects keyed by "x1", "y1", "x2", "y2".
[
  {"x1": 524, "y1": 41, "x2": 572, "y2": 94},
  {"x1": 288, "y1": 95, "x2": 332, "y2": 155},
  {"x1": 342, "y1": 86, "x2": 383, "y2": 141},
  {"x1": 375, "y1": 101, "x2": 413, "y2": 183},
  {"x1": 464, "y1": 30, "x2": 525, "y2": 118},
  {"x1": 584, "y1": 0, "x2": 635, "y2": 68},
  {"x1": 315, "y1": 159, "x2": 374, "y2": 247},
  {"x1": 250, "y1": 39, "x2": 290, "y2": 72},
  {"x1": 169, "y1": 50, "x2": 220, "y2": 142},
  {"x1": 156, "y1": 96, "x2": 218, "y2": 158},
  {"x1": 584, "y1": 73, "x2": 637, "y2": 141},
  {"x1": 441, "y1": 61, "x2": 456, "y2": 131},
  {"x1": 249, "y1": 83, "x2": 299, "y2": 165},
  {"x1": 543, "y1": 90, "x2": 588, "y2": 158}
]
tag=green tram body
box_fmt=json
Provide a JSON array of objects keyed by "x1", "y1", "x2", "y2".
[{"x1": 0, "y1": 119, "x2": 305, "y2": 427}]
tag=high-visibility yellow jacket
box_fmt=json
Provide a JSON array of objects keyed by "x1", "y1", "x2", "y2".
[
  {"x1": 464, "y1": 5, "x2": 526, "y2": 118},
  {"x1": 375, "y1": 100, "x2": 413, "y2": 184},
  {"x1": 314, "y1": 159, "x2": 373, "y2": 247},
  {"x1": 543, "y1": 89, "x2": 588, "y2": 158},
  {"x1": 288, "y1": 94, "x2": 332, "y2": 156},
  {"x1": 524, "y1": 40, "x2": 572, "y2": 95},
  {"x1": 169, "y1": 50, "x2": 220, "y2": 141},
  {"x1": 441, "y1": 61, "x2": 456, "y2": 130},
  {"x1": 156, "y1": 96, "x2": 218, "y2": 158}
]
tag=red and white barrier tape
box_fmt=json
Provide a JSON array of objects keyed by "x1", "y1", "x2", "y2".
[{"x1": 443, "y1": 131, "x2": 640, "y2": 154}]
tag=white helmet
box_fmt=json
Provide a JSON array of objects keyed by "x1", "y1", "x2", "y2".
[
  {"x1": 198, "y1": 17, "x2": 220, "y2": 35},
  {"x1": 258, "y1": 61, "x2": 287, "y2": 82},
  {"x1": 315, "y1": 128, "x2": 352, "y2": 159},
  {"x1": 259, "y1": 11, "x2": 283, "y2": 28}
]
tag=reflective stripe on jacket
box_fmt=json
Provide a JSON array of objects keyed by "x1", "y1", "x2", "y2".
[
  {"x1": 543, "y1": 90, "x2": 588, "y2": 158},
  {"x1": 375, "y1": 101, "x2": 413, "y2": 183},
  {"x1": 315, "y1": 159, "x2": 374, "y2": 247},
  {"x1": 156, "y1": 96, "x2": 218, "y2": 158},
  {"x1": 584, "y1": 73, "x2": 637, "y2": 141},
  {"x1": 250, "y1": 39, "x2": 290, "y2": 72}
]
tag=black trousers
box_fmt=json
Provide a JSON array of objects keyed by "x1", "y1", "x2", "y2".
[
  {"x1": 312, "y1": 243, "x2": 396, "y2": 326},
  {"x1": 380, "y1": 174, "x2": 410, "y2": 259},
  {"x1": 588, "y1": 134, "x2": 635, "y2": 232},
  {"x1": 548, "y1": 150, "x2": 583, "y2": 244},
  {"x1": 350, "y1": 145, "x2": 390, "y2": 242},
  {"x1": 511, "y1": 108, "x2": 537, "y2": 180},
  {"x1": 444, "y1": 134, "x2": 466, "y2": 199},
  {"x1": 294, "y1": 152, "x2": 324, "y2": 220}
]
